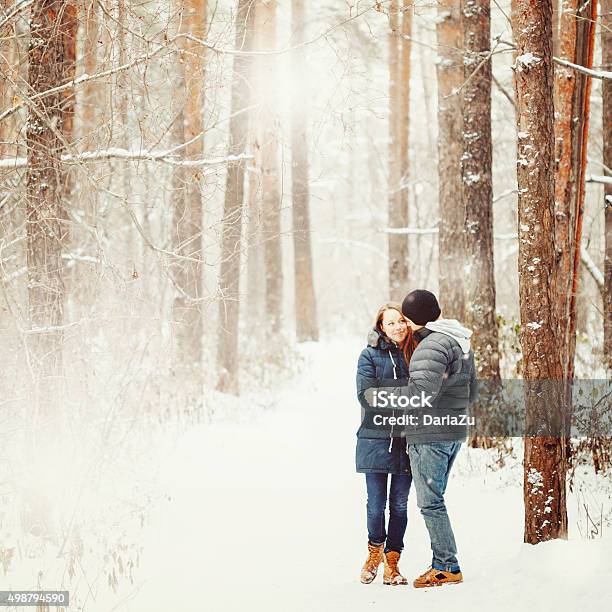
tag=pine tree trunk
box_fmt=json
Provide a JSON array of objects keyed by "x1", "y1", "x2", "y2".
[
  {"x1": 171, "y1": 0, "x2": 206, "y2": 373},
  {"x1": 436, "y1": 0, "x2": 465, "y2": 318},
  {"x1": 80, "y1": 0, "x2": 99, "y2": 148},
  {"x1": 58, "y1": 2, "x2": 78, "y2": 318},
  {"x1": 246, "y1": 3, "x2": 265, "y2": 338},
  {"x1": 26, "y1": 0, "x2": 77, "y2": 388},
  {"x1": 24, "y1": 0, "x2": 77, "y2": 541},
  {"x1": 552, "y1": 0, "x2": 560, "y2": 57},
  {"x1": 0, "y1": 0, "x2": 18, "y2": 160},
  {"x1": 388, "y1": 0, "x2": 408, "y2": 302},
  {"x1": 216, "y1": 0, "x2": 255, "y2": 395},
  {"x1": 246, "y1": 149, "x2": 265, "y2": 335},
  {"x1": 602, "y1": 0, "x2": 612, "y2": 372},
  {"x1": 462, "y1": 0, "x2": 500, "y2": 381},
  {"x1": 553, "y1": 0, "x2": 598, "y2": 381},
  {"x1": 291, "y1": 0, "x2": 318, "y2": 342},
  {"x1": 257, "y1": 0, "x2": 283, "y2": 334},
  {"x1": 513, "y1": 0, "x2": 568, "y2": 544}
]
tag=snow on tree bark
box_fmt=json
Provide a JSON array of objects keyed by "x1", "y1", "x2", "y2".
[
  {"x1": 291, "y1": 0, "x2": 318, "y2": 343},
  {"x1": 512, "y1": 0, "x2": 568, "y2": 544},
  {"x1": 436, "y1": 0, "x2": 466, "y2": 319},
  {"x1": 216, "y1": 0, "x2": 256, "y2": 395}
]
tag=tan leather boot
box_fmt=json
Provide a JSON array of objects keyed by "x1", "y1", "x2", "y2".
[
  {"x1": 360, "y1": 542, "x2": 384, "y2": 584},
  {"x1": 383, "y1": 550, "x2": 408, "y2": 585}
]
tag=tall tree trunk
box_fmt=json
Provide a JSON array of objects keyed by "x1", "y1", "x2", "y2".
[
  {"x1": 552, "y1": 0, "x2": 560, "y2": 57},
  {"x1": 26, "y1": 0, "x2": 77, "y2": 392},
  {"x1": 553, "y1": 0, "x2": 598, "y2": 381},
  {"x1": 291, "y1": 0, "x2": 318, "y2": 342},
  {"x1": 513, "y1": 0, "x2": 568, "y2": 544},
  {"x1": 59, "y1": 1, "x2": 78, "y2": 320},
  {"x1": 80, "y1": 0, "x2": 99, "y2": 148},
  {"x1": 216, "y1": 0, "x2": 256, "y2": 395},
  {"x1": 171, "y1": 0, "x2": 206, "y2": 374},
  {"x1": 245, "y1": 147, "x2": 265, "y2": 335},
  {"x1": 246, "y1": 2, "x2": 265, "y2": 339},
  {"x1": 0, "y1": 0, "x2": 19, "y2": 160},
  {"x1": 603, "y1": 0, "x2": 612, "y2": 373},
  {"x1": 462, "y1": 0, "x2": 499, "y2": 381},
  {"x1": 436, "y1": 0, "x2": 465, "y2": 318},
  {"x1": 257, "y1": 0, "x2": 283, "y2": 335},
  {"x1": 388, "y1": 0, "x2": 407, "y2": 301},
  {"x1": 24, "y1": 0, "x2": 77, "y2": 541}
]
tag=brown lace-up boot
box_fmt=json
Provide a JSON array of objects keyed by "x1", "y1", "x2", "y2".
[
  {"x1": 360, "y1": 542, "x2": 384, "y2": 584},
  {"x1": 413, "y1": 566, "x2": 463, "y2": 588},
  {"x1": 383, "y1": 550, "x2": 408, "y2": 585}
]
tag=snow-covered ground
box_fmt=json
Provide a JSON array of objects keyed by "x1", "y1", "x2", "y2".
[{"x1": 99, "y1": 337, "x2": 612, "y2": 612}]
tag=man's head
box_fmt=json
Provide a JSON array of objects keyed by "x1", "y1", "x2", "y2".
[{"x1": 401, "y1": 290, "x2": 441, "y2": 330}]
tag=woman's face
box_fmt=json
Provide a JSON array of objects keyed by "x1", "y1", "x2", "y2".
[{"x1": 380, "y1": 308, "x2": 408, "y2": 344}]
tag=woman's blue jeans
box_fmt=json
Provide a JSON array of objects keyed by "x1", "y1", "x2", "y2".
[{"x1": 365, "y1": 473, "x2": 412, "y2": 553}]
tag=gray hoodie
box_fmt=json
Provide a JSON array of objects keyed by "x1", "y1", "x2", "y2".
[{"x1": 425, "y1": 318, "x2": 473, "y2": 354}]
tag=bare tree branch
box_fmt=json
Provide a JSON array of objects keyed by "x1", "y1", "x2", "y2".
[
  {"x1": 0, "y1": 0, "x2": 33, "y2": 33},
  {"x1": 0, "y1": 150, "x2": 252, "y2": 170},
  {"x1": 580, "y1": 246, "x2": 604, "y2": 294},
  {"x1": 554, "y1": 56, "x2": 612, "y2": 80},
  {"x1": 586, "y1": 173, "x2": 612, "y2": 186}
]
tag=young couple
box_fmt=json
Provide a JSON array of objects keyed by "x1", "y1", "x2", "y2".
[{"x1": 355, "y1": 289, "x2": 478, "y2": 588}]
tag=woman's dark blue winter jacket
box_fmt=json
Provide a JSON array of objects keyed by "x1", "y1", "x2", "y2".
[{"x1": 355, "y1": 328, "x2": 411, "y2": 475}]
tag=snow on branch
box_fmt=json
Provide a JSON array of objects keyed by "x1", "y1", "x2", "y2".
[
  {"x1": 0, "y1": 149, "x2": 251, "y2": 170},
  {"x1": 586, "y1": 174, "x2": 612, "y2": 186},
  {"x1": 553, "y1": 57, "x2": 612, "y2": 80}
]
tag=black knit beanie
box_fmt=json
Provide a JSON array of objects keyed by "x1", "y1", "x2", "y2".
[{"x1": 401, "y1": 290, "x2": 441, "y2": 326}]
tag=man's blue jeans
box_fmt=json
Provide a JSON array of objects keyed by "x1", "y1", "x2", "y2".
[
  {"x1": 407, "y1": 441, "x2": 461, "y2": 572},
  {"x1": 365, "y1": 473, "x2": 412, "y2": 553}
]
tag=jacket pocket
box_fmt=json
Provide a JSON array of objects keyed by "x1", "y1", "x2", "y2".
[{"x1": 356, "y1": 438, "x2": 395, "y2": 472}]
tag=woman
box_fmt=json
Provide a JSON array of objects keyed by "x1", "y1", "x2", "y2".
[{"x1": 356, "y1": 302, "x2": 416, "y2": 586}]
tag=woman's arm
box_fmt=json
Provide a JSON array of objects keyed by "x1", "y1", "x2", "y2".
[{"x1": 356, "y1": 348, "x2": 378, "y2": 410}]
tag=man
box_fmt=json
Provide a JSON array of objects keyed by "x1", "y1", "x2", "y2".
[{"x1": 399, "y1": 289, "x2": 477, "y2": 588}]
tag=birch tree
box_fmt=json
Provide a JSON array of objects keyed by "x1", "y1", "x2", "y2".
[
  {"x1": 217, "y1": 0, "x2": 255, "y2": 394},
  {"x1": 513, "y1": 0, "x2": 568, "y2": 544}
]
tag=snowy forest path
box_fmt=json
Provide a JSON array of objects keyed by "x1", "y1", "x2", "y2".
[{"x1": 122, "y1": 340, "x2": 608, "y2": 612}]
